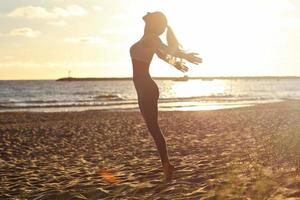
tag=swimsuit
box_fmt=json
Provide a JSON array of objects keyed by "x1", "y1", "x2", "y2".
[{"x1": 130, "y1": 39, "x2": 155, "y2": 64}]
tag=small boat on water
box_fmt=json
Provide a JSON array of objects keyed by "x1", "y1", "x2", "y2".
[
  {"x1": 201, "y1": 78, "x2": 214, "y2": 81},
  {"x1": 173, "y1": 75, "x2": 189, "y2": 81}
]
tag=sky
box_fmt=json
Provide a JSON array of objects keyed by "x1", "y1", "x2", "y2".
[{"x1": 0, "y1": 0, "x2": 300, "y2": 80}]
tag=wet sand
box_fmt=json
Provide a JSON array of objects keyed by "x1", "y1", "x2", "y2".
[{"x1": 1, "y1": 101, "x2": 300, "y2": 199}]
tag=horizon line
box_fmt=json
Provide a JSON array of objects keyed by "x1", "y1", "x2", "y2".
[{"x1": 1, "y1": 75, "x2": 300, "y2": 81}]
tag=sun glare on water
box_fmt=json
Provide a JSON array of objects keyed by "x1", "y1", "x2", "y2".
[{"x1": 171, "y1": 80, "x2": 226, "y2": 98}]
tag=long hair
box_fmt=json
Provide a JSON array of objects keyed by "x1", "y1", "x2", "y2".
[
  {"x1": 166, "y1": 26, "x2": 182, "y2": 52},
  {"x1": 166, "y1": 26, "x2": 185, "y2": 68}
]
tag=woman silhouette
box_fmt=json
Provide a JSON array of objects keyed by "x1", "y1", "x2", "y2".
[{"x1": 130, "y1": 11, "x2": 201, "y2": 181}]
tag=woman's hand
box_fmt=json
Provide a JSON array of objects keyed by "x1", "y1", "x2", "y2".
[
  {"x1": 174, "y1": 61, "x2": 189, "y2": 73},
  {"x1": 185, "y1": 53, "x2": 202, "y2": 64}
]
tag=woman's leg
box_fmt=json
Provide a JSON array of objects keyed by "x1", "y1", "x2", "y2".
[
  {"x1": 138, "y1": 95, "x2": 174, "y2": 180},
  {"x1": 138, "y1": 95, "x2": 170, "y2": 165}
]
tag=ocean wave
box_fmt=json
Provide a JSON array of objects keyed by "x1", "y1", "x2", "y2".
[
  {"x1": 0, "y1": 97, "x2": 285, "y2": 110},
  {"x1": 0, "y1": 101, "x2": 138, "y2": 109},
  {"x1": 0, "y1": 100, "x2": 59, "y2": 104},
  {"x1": 158, "y1": 95, "x2": 269, "y2": 102},
  {"x1": 0, "y1": 95, "x2": 283, "y2": 109},
  {"x1": 73, "y1": 92, "x2": 91, "y2": 95},
  {"x1": 1, "y1": 92, "x2": 299, "y2": 111},
  {"x1": 24, "y1": 100, "x2": 59, "y2": 104},
  {"x1": 93, "y1": 94, "x2": 124, "y2": 101}
]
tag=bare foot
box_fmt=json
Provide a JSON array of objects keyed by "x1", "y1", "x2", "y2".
[{"x1": 162, "y1": 163, "x2": 175, "y2": 182}]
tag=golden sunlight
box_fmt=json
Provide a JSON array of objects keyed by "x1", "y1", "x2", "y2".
[
  {"x1": 1, "y1": 1, "x2": 300, "y2": 199},
  {"x1": 1, "y1": 0, "x2": 299, "y2": 79},
  {"x1": 171, "y1": 80, "x2": 225, "y2": 97},
  {"x1": 150, "y1": 0, "x2": 296, "y2": 77}
]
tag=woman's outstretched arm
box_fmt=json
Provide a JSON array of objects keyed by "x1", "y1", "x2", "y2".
[
  {"x1": 156, "y1": 49, "x2": 189, "y2": 73},
  {"x1": 153, "y1": 37, "x2": 202, "y2": 64},
  {"x1": 148, "y1": 37, "x2": 201, "y2": 72}
]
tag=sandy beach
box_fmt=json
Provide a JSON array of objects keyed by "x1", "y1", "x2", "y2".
[{"x1": 1, "y1": 101, "x2": 300, "y2": 199}]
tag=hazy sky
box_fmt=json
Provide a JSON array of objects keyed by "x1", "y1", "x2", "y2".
[{"x1": 0, "y1": 0, "x2": 300, "y2": 79}]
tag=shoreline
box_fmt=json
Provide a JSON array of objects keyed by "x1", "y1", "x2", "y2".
[
  {"x1": 1, "y1": 101, "x2": 299, "y2": 199},
  {"x1": 0, "y1": 99, "x2": 285, "y2": 113}
]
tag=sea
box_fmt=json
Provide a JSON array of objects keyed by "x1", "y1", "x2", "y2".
[{"x1": 0, "y1": 78, "x2": 299, "y2": 112}]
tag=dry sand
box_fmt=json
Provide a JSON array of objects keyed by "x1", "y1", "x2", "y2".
[{"x1": 0, "y1": 101, "x2": 300, "y2": 199}]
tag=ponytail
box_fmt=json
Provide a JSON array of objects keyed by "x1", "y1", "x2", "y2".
[
  {"x1": 166, "y1": 26, "x2": 185, "y2": 70},
  {"x1": 166, "y1": 26, "x2": 182, "y2": 51}
]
